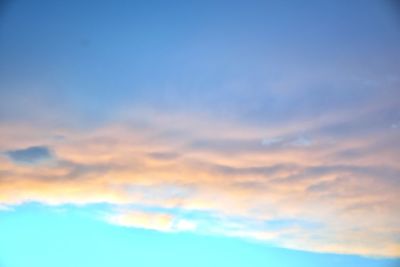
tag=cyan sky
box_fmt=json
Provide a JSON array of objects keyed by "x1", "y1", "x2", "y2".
[
  {"x1": 0, "y1": 0, "x2": 399, "y2": 266},
  {"x1": 0, "y1": 204, "x2": 399, "y2": 267}
]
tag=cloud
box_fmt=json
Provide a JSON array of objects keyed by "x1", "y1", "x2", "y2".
[
  {"x1": 108, "y1": 211, "x2": 174, "y2": 232},
  {"x1": 147, "y1": 151, "x2": 180, "y2": 161},
  {"x1": 261, "y1": 137, "x2": 283, "y2": 146},
  {"x1": 4, "y1": 146, "x2": 53, "y2": 164},
  {"x1": 0, "y1": 109, "x2": 399, "y2": 258},
  {"x1": 106, "y1": 210, "x2": 197, "y2": 233},
  {"x1": 290, "y1": 136, "x2": 312, "y2": 147},
  {"x1": 0, "y1": 204, "x2": 13, "y2": 211}
]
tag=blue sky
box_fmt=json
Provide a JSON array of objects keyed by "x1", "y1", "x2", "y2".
[
  {"x1": 0, "y1": 204, "x2": 398, "y2": 267},
  {"x1": 0, "y1": 0, "x2": 399, "y2": 266}
]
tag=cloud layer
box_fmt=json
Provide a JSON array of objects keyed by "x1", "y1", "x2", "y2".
[{"x1": 0, "y1": 107, "x2": 399, "y2": 258}]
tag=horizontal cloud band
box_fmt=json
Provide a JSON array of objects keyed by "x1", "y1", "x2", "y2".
[{"x1": 0, "y1": 110, "x2": 399, "y2": 258}]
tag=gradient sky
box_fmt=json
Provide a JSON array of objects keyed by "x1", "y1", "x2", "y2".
[{"x1": 0, "y1": 0, "x2": 400, "y2": 266}]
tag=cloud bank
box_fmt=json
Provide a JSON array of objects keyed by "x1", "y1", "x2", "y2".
[{"x1": 0, "y1": 107, "x2": 399, "y2": 258}]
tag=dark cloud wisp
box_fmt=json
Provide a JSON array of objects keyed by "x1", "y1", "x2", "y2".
[{"x1": 5, "y1": 146, "x2": 53, "y2": 164}]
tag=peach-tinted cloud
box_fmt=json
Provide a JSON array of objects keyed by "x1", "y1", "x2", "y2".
[
  {"x1": 106, "y1": 210, "x2": 197, "y2": 232},
  {"x1": 0, "y1": 108, "x2": 399, "y2": 257},
  {"x1": 107, "y1": 211, "x2": 174, "y2": 232}
]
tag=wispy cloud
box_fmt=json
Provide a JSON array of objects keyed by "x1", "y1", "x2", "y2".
[
  {"x1": 107, "y1": 210, "x2": 197, "y2": 233},
  {"x1": 4, "y1": 146, "x2": 53, "y2": 165}
]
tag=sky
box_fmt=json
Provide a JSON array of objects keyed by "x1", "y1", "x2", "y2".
[{"x1": 0, "y1": 0, "x2": 399, "y2": 266}]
